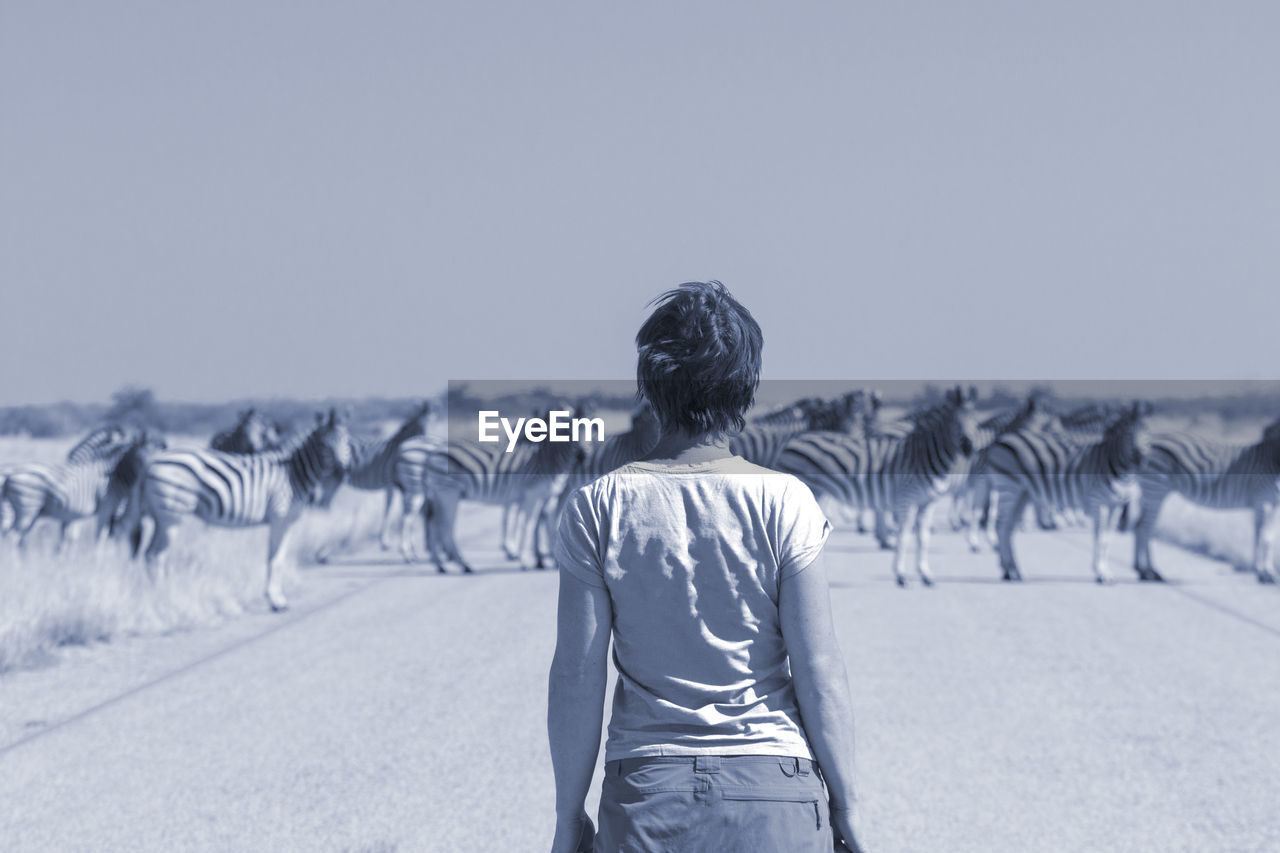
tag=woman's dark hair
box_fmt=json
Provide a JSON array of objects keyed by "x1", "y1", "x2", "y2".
[{"x1": 635, "y1": 280, "x2": 763, "y2": 437}]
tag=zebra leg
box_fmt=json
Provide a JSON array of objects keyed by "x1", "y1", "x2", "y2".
[
  {"x1": 1132, "y1": 492, "x2": 1165, "y2": 582},
  {"x1": 143, "y1": 516, "x2": 174, "y2": 583},
  {"x1": 265, "y1": 515, "x2": 294, "y2": 612},
  {"x1": 502, "y1": 503, "x2": 523, "y2": 561},
  {"x1": 516, "y1": 497, "x2": 540, "y2": 570},
  {"x1": 967, "y1": 478, "x2": 991, "y2": 552},
  {"x1": 874, "y1": 510, "x2": 895, "y2": 550},
  {"x1": 379, "y1": 487, "x2": 397, "y2": 551},
  {"x1": 54, "y1": 519, "x2": 71, "y2": 554},
  {"x1": 532, "y1": 494, "x2": 559, "y2": 570},
  {"x1": 1253, "y1": 504, "x2": 1278, "y2": 584},
  {"x1": 915, "y1": 502, "x2": 937, "y2": 586},
  {"x1": 400, "y1": 490, "x2": 425, "y2": 563},
  {"x1": 1090, "y1": 503, "x2": 1115, "y2": 584},
  {"x1": 979, "y1": 483, "x2": 999, "y2": 550},
  {"x1": 15, "y1": 510, "x2": 42, "y2": 551},
  {"x1": 995, "y1": 487, "x2": 1028, "y2": 581},
  {"x1": 432, "y1": 494, "x2": 471, "y2": 574},
  {"x1": 891, "y1": 504, "x2": 918, "y2": 587}
]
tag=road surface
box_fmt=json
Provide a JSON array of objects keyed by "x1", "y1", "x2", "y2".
[{"x1": 2, "y1": 510, "x2": 1278, "y2": 852}]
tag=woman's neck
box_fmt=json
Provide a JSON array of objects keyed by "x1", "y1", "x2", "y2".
[{"x1": 642, "y1": 429, "x2": 734, "y2": 464}]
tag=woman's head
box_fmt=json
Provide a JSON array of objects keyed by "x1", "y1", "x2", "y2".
[{"x1": 635, "y1": 280, "x2": 763, "y2": 438}]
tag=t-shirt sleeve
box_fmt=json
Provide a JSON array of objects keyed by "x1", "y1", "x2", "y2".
[
  {"x1": 555, "y1": 486, "x2": 607, "y2": 588},
  {"x1": 777, "y1": 478, "x2": 832, "y2": 580}
]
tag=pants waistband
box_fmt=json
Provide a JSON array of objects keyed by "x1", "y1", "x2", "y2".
[{"x1": 608, "y1": 755, "x2": 818, "y2": 776}]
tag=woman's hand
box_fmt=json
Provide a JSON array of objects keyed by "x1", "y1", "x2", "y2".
[
  {"x1": 550, "y1": 811, "x2": 595, "y2": 853},
  {"x1": 831, "y1": 804, "x2": 866, "y2": 852}
]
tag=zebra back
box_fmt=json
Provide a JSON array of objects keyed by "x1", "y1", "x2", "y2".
[
  {"x1": 427, "y1": 405, "x2": 585, "y2": 503},
  {"x1": 67, "y1": 425, "x2": 134, "y2": 463},
  {"x1": 569, "y1": 404, "x2": 661, "y2": 485},
  {"x1": 775, "y1": 430, "x2": 898, "y2": 510},
  {"x1": 734, "y1": 395, "x2": 860, "y2": 468},
  {"x1": 346, "y1": 402, "x2": 433, "y2": 490},
  {"x1": 987, "y1": 400, "x2": 1151, "y2": 513},
  {"x1": 1138, "y1": 415, "x2": 1280, "y2": 508},
  {"x1": 5, "y1": 429, "x2": 146, "y2": 521}
]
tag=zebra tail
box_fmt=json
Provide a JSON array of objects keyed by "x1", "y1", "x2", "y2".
[{"x1": 0, "y1": 475, "x2": 10, "y2": 533}]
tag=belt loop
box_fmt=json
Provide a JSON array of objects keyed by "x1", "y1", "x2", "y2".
[
  {"x1": 797, "y1": 757, "x2": 810, "y2": 777},
  {"x1": 694, "y1": 755, "x2": 721, "y2": 774}
]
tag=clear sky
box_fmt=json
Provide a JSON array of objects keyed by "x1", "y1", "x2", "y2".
[{"x1": 2, "y1": 2, "x2": 1277, "y2": 405}]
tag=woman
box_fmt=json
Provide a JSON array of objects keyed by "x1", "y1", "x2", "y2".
[{"x1": 548, "y1": 281, "x2": 864, "y2": 852}]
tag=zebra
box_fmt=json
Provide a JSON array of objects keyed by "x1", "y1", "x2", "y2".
[
  {"x1": 984, "y1": 401, "x2": 1151, "y2": 583},
  {"x1": 953, "y1": 391, "x2": 1058, "y2": 549},
  {"x1": 1130, "y1": 417, "x2": 1280, "y2": 583},
  {"x1": 859, "y1": 390, "x2": 912, "y2": 442},
  {"x1": 507, "y1": 402, "x2": 663, "y2": 564},
  {"x1": 420, "y1": 404, "x2": 587, "y2": 573},
  {"x1": 95, "y1": 432, "x2": 169, "y2": 541},
  {"x1": 209, "y1": 408, "x2": 281, "y2": 454},
  {"x1": 313, "y1": 401, "x2": 432, "y2": 561},
  {"x1": 126, "y1": 409, "x2": 354, "y2": 612},
  {"x1": 777, "y1": 385, "x2": 980, "y2": 585},
  {"x1": 391, "y1": 433, "x2": 448, "y2": 562},
  {"x1": 731, "y1": 395, "x2": 860, "y2": 469},
  {"x1": 0, "y1": 425, "x2": 142, "y2": 551}
]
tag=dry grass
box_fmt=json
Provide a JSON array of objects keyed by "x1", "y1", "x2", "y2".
[
  {"x1": 1152, "y1": 497, "x2": 1258, "y2": 573},
  {"x1": 0, "y1": 435, "x2": 389, "y2": 673}
]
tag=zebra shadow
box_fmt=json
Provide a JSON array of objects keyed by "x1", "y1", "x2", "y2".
[
  {"x1": 926, "y1": 573, "x2": 1169, "y2": 586},
  {"x1": 302, "y1": 556, "x2": 554, "y2": 578}
]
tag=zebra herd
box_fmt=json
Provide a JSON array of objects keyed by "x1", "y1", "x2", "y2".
[{"x1": 1, "y1": 389, "x2": 1279, "y2": 612}]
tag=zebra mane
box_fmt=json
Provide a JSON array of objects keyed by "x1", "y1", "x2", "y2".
[
  {"x1": 1262, "y1": 417, "x2": 1280, "y2": 444},
  {"x1": 387, "y1": 403, "x2": 432, "y2": 443},
  {"x1": 1058, "y1": 402, "x2": 1129, "y2": 431},
  {"x1": 981, "y1": 394, "x2": 1045, "y2": 435},
  {"x1": 66, "y1": 425, "x2": 132, "y2": 464}
]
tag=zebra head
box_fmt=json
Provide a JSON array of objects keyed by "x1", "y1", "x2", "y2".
[
  {"x1": 107, "y1": 431, "x2": 169, "y2": 489},
  {"x1": 391, "y1": 401, "x2": 433, "y2": 442},
  {"x1": 943, "y1": 384, "x2": 981, "y2": 458},
  {"x1": 1262, "y1": 416, "x2": 1280, "y2": 446},
  {"x1": 1103, "y1": 400, "x2": 1154, "y2": 471},
  {"x1": 297, "y1": 408, "x2": 355, "y2": 509}
]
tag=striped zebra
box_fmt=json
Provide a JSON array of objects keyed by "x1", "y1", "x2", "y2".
[
  {"x1": 210, "y1": 408, "x2": 281, "y2": 453},
  {"x1": 953, "y1": 392, "x2": 1057, "y2": 550},
  {"x1": 1131, "y1": 417, "x2": 1280, "y2": 583},
  {"x1": 96, "y1": 432, "x2": 169, "y2": 540},
  {"x1": 859, "y1": 390, "x2": 912, "y2": 441},
  {"x1": 0, "y1": 425, "x2": 142, "y2": 550},
  {"x1": 421, "y1": 405, "x2": 587, "y2": 573},
  {"x1": 731, "y1": 395, "x2": 860, "y2": 469},
  {"x1": 392, "y1": 434, "x2": 447, "y2": 562},
  {"x1": 776, "y1": 385, "x2": 980, "y2": 585},
  {"x1": 127, "y1": 409, "x2": 354, "y2": 612},
  {"x1": 507, "y1": 403, "x2": 663, "y2": 563},
  {"x1": 313, "y1": 401, "x2": 433, "y2": 561},
  {"x1": 984, "y1": 401, "x2": 1151, "y2": 583}
]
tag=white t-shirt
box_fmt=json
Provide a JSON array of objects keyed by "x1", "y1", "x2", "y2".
[{"x1": 555, "y1": 455, "x2": 832, "y2": 761}]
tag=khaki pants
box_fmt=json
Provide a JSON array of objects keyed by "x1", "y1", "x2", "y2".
[{"x1": 595, "y1": 755, "x2": 833, "y2": 853}]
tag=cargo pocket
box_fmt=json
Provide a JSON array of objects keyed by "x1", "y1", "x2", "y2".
[
  {"x1": 614, "y1": 762, "x2": 703, "y2": 795},
  {"x1": 720, "y1": 786, "x2": 824, "y2": 831}
]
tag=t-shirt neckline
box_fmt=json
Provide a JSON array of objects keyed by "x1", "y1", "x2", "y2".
[{"x1": 626, "y1": 456, "x2": 743, "y2": 473}]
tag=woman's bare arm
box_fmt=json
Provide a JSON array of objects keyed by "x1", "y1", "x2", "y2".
[
  {"x1": 547, "y1": 569, "x2": 612, "y2": 850},
  {"x1": 779, "y1": 550, "x2": 858, "y2": 809}
]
